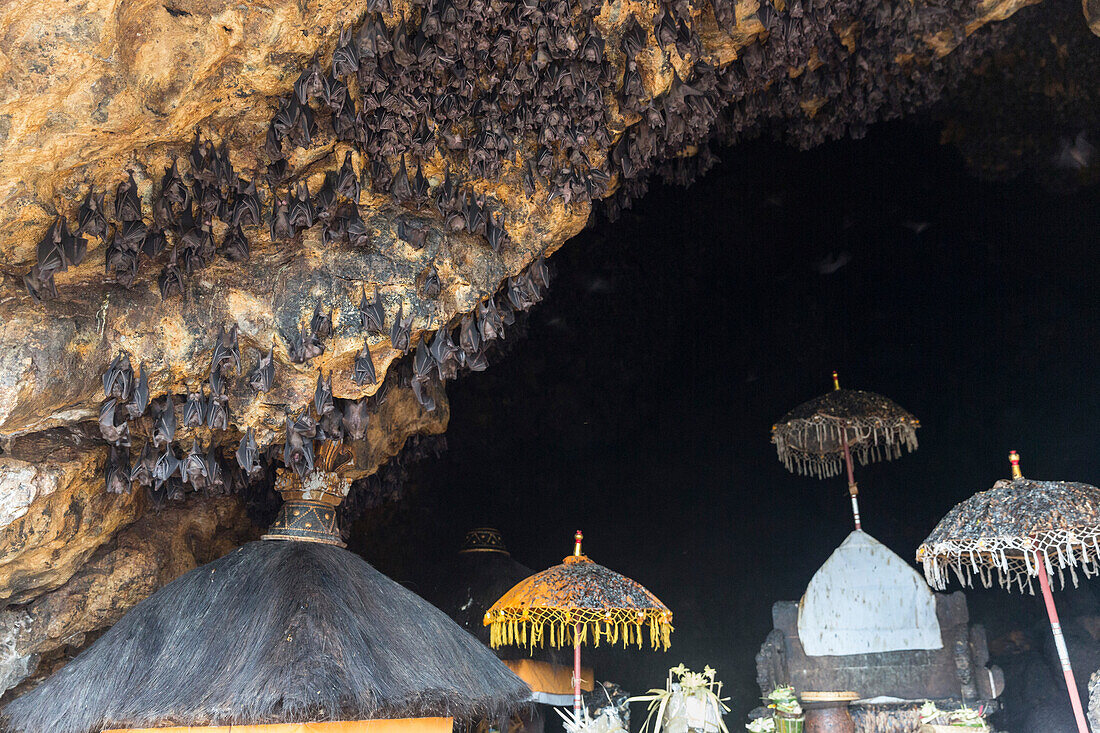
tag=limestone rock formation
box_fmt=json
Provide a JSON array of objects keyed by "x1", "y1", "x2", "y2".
[{"x1": 0, "y1": 0, "x2": 1047, "y2": 699}]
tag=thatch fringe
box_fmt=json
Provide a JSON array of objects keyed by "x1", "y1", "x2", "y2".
[
  {"x1": 917, "y1": 477, "x2": 1100, "y2": 594},
  {"x1": 771, "y1": 389, "x2": 919, "y2": 479},
  {"x1": 2, "y1": 541, "x2": 531, "y2": 733}
]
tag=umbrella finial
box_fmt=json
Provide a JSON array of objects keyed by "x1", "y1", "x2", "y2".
[
  {"x1": 573, "y1": 530, "x2": 583, "y2": 557},
  {"x1": 832, "y1": 370, "x2": 840, "y2": 390},
  {"x1": 1010, "y1": 450, "x2": 1023, "y2": 479}
]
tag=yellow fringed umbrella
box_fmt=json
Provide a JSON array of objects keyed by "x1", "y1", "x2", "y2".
[{"x1": 484, "y1": 531, "x2": 673, "y2": 723}]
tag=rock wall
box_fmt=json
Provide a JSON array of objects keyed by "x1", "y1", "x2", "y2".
[{"x1": 0, "y1": 0, "x2": 1044, "y2": 698}]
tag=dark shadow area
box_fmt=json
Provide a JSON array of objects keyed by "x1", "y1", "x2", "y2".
[{"x1": 350, "y1": 120, "x2": 1100, "y2": 728}]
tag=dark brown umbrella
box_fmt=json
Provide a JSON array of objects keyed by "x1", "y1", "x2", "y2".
[
  {"x1": 916, "y1": 451, "x2": 1099, "y2": 733},
  {"x1": 771, "y1": 372, "x2": 919, "y2": 529}
]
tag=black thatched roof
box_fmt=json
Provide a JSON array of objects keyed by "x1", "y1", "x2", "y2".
[
  {"x1": 2, "y1": 540, "x2": 531, "y2": 733},
  {"x1": 433, "y1": 549, "x2": 536, "y2": 648}
]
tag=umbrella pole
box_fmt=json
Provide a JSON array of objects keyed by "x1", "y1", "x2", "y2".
[
  {"x1": 573, "y1": 622, "x2": 583, "y2": 725},
  {"x1": 840, "y1": 433, "x2": 861, "y2": 531},
  {"x1": 1035, "y1": 551, "x2": 1089, "y2": 733}
]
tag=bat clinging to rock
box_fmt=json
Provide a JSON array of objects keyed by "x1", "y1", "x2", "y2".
[
  {"x1": 103, "y1": 351, "x2": 134, "y2": 401},
  {"x1": 360, "y1": 286, "x2": 385, "y2": 334},
  {"x1": 248, "y1": 344, "x2": 276, "y2": 393},
  {"x1": 152, "y1": 393, "x2": 177, "y2": 447},
  {"x1": 126, "y1": 363, "x2": 150, "y2": 419},
  {"x1": 314, "y1": 371, "x2": 334, "y2": 416},
  {"x1": 353, "y1": 340, "x2": 377, "y2": 386},
  {"x1": 98, "y1": 399, "x2": 131, "y2": 447},
  {"x1": 390, "y1": 302, "x2": 413, "y2": 354},
  {"x1": 236, "y1": 427, "x2": 262, "y2": 475},
  {"x1": 342, "y1": 398, "x2": 369, "y2": 441}
]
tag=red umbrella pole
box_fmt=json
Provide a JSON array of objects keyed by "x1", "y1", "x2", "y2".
[
  {"x1": 573, "y1": 622, "x2": 583, "y2": 724},
  {"x1": 1035, "y1": 551, "x2": 1089, "y2": 733},
  {"x1": 840, "y1": 433, "x2": 862, "y2": 531},
  {"x1": 573, "y1": 530, "x2": 584, "y2": 725}
]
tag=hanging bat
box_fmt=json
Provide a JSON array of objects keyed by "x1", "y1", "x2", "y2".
[
  {"x1": 333, "y1": 26, "x2": 361, "y2": 76},
  {"x1": 465, "y1": 349, "x2": 489, "y2": 372},
  {"x1": 210, "y1": 324, "x2": 241, "y2": 375},
  {"x1": 342, "y1": 398, "x2": 369, "y2": 440},
  {"x1": 316, "y1": 173, "x2": 338, "y2": 222},
  {"x1": 459, "y1": 313, "x2": 480, "y2": 354},
  {"x1": 413, "y1": 339, "x2": 435, "y2": 381},
  {"x1": 289, "y1": 181, "x2": 316, "y2": 229},
  {"x1": 485, "y1": 212, "x2": 507, "y2": 252},
  {"x1": 248, "y1": 344, "x2": 276, "y2": 392},
  {"x1": 287, "y1": 322, "x2": 309, "y2": 364},
  {"x1": 37, "y1": 218, "x2": 68, "y2": 277},
  {"x1": 477, "y1": 299, "x2": 504, "y2": 341},
  {"x1": 411, "y1": 376, "x2": 436, "y2": 412},
  {"x1": 152, "y1": 393, "x2": 176, "y2": 447},
  {"x1": 319, "y1": 407, "x2": 344, "y2": 442},
  {"x1": 270, "y1": 190, "x2": 295, "y2": 242},
  {"x1": 236, "y1": 427, "x2": 262, "y2": 475},
  {"x1": 360, "y1": 286, "x2": 385, "y2": 333},
  {"x1": 283, "y1": 416, "x2": 315, "y2": 478},
  {"x1": 205, "y1": 392, "x2": 229, "y2": 430},
  {"x1": 78, "y1": 190, "x2": 108, "y2": 239},
  {"x1": 410, "y1": 160, "x2": 429, "y2": 201},
  {"x1": 130, "y1": 441, "x2": 157, "y2": 487},
  {"x1": 345, "y1": 207, "x2": 370, "y2": 247},
  {"x1": 310, "y1": 302, "x2": 332, "y2": 339},
  {"x1": 159, "y1": 250, "x2": 186, "y2": 299},
  {"x1": 105, "y1": 445, "x2": 132, "y2": 494},
  {"x1": 232, "y1": 179, "x2": 262, "y2": 228},
  {"x1": 126, "y1": 363, "x2": 150, "y2": 419},
  {"x1": 289, "y1": 408, "x2": 317, "y2": 439},
  {"x1": 205, "y1": 448, "x2": 225, "y2": 491},
  {"x1": 183, "y1": 387, "x2": 205, "y2": 428},
  {"x1": 103, "y1": 352, "x2": 134, "y2": 400},
  {"x1": 429, "y1": 328, "x2": 458, "y2": 380},
  {"x1": 337, "y1": 151, "x2": 361, "y2": 201},
  {"x1": 114, "y1": 171, "x2": 142, "y2": 222},
  {"x1": 396, "y1": 217, "x2": 427, "y2": 249},
  {"x1": 390, "y1": 301, "x2": 412, "y2": 354},
  {"x1": 390, "y1": 156, "x2": 412, "y2": 202},
  {"x1": 143, "y1": 228, "x2": 168, "y2": 258},
  {"x1": 419, "y1": 263, "x2": 441, "y2": 299},
  {"x1": 181, "y1": 439, "x2": 208, "y2": 488},
  {"x1": 353, "y1": 340, "x2": 377, "y2": 386},
  {"x1": 294, "y1": 61, "x2": 325, "y2": 105},
  {"x1": 152, "y1": 445, "x2": 180, "y2": 492},
  {"x1": 222, "y1": 224, "x2": 249, "y2": 262},
  {"x1": 314, "y1": 371, "x2": 334, "y2": 416},
  {"x1": 531, "y1": 256, "x2": 550, "y2": 289},
  {"x1": 98, "y1": 399, "x2": 131, "y2": 447}
]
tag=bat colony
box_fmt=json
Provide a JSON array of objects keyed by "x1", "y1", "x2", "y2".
[
  {"x1": 63, "y1": 0, "x2": 999, "y2": 503},
  {"x1": 24, "y1": 0, "x2": 1003, "y2": 298},
  {"x1": 96, "y1": 255, "x2": 549, "y2": 503}
]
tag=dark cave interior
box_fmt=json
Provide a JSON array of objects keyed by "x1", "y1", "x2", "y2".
[{"x1": 349, "y1": 121, "x2": 1100, "y2": 728}]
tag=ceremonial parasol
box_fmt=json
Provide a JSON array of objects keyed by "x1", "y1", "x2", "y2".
[
  {"x1": 484, "y1": 531, "x2": 673, "y2": 723},
  {"x1": 771, "y1": 371, "x2": 920, "y2": 529},
  {"x1": 917, "y1": 451, "x2": 1100, "y2": 733}
]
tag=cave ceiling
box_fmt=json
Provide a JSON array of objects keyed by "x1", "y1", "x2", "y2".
[{"x1": 0, "y1": 0, "x2": 1094, "y2": 703}]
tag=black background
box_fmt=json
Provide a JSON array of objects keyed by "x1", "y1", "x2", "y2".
[{"x1": 352, "y1": 121, "x2": 1100, "y2": 724}]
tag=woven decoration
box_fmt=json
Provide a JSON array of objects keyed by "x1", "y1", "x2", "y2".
[
  {"x1": 484, "y1": 554, "x2": 673, "y2": 651},
  {"x1": 461, "y1": 528, "x2": 511, "y2": 555},
  {"x1": 263, "y1": 441, "x2": 352, "y2": 547},
  {"x1": 917, "y1": 477, "x2": 1100, "y2": 594},
  {"x1": 771, "y1": 389, "x2": 919, "y2": 478}
]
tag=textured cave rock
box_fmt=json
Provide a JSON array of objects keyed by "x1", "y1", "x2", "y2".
[
  {"x1": 0, "y1": 494, "x2": 255, "y2": 701},
  {"x1": 0, "y1": 0, "x2": 1045, "y2": 699}
]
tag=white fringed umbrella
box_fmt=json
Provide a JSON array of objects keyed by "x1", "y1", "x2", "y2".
[{"x1": 917, "y1": 451, "x2": 1100, "y2": 733}]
